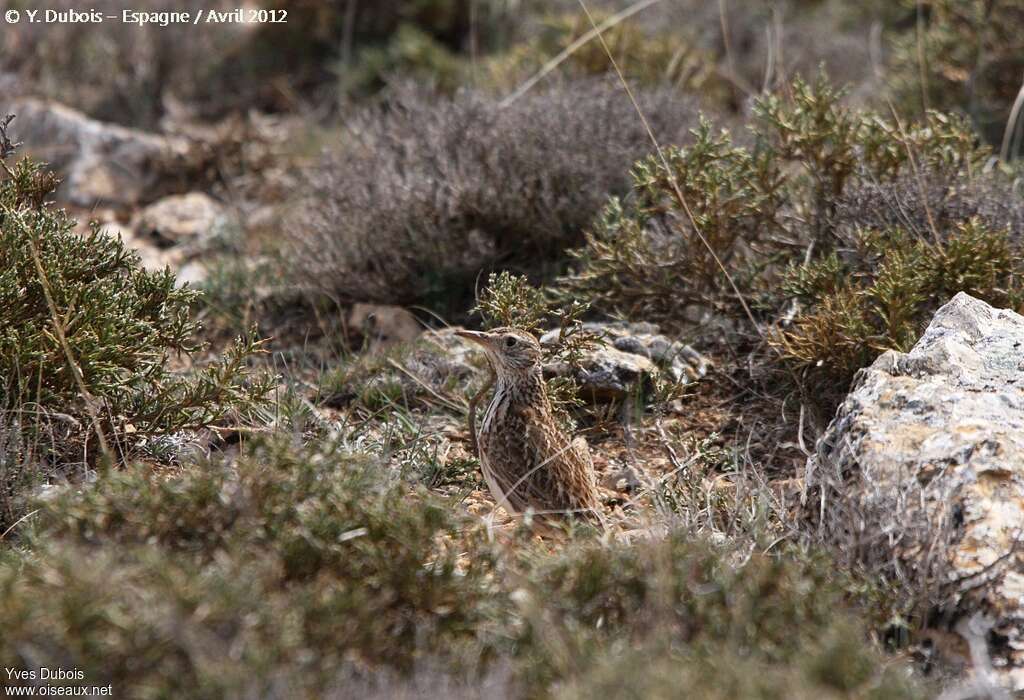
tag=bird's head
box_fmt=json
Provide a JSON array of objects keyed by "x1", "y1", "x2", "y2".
[{"x1": 455, "y1": 327, "x2": 543, "y2": 375}]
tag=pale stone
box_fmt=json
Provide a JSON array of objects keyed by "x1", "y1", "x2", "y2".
[
  {"x1": 9, "y1": 98, "x2": 191, "y2": 207},
  {"x1": 807, "y1": 292, "x2": 1024, "y2": 691},
  {"x1": 348, "y1": 303, "x2": 423, "y2": 347},
  {"x1": 133, "y1": 192, "x2": 229, "y2": 250}
]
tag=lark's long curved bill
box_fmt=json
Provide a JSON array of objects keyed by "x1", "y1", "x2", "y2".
[{"x1": 455, "y1": 330, "x2": 494, "y2": 347}]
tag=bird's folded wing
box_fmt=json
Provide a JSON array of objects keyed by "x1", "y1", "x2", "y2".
[{"x1": 520, "y1": 411, "x2": 595, "y2": 514}]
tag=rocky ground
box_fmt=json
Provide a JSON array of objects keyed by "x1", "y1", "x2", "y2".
[{"x1": 4, "y1": 3, "x2": 1024, "y2": 694}]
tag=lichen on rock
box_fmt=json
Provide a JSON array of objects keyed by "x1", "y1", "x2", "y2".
[{"x1": 806, "y1": 292, "x2": 1024, "y2": 691}]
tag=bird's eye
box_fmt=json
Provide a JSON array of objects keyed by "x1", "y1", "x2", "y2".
[{"x1": 505, "y1": 336, "x2": 517, "y2": 348}]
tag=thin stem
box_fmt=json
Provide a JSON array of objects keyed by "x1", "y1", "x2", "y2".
[{"x1": 575, "y1": 0, "x2": 760, "y2": 333}]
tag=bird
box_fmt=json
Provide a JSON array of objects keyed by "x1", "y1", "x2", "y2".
[{"x1": 455, "y1": 327, "x2": 602, "y2": 524}]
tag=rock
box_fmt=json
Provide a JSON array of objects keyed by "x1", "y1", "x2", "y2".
[
  {"x1": 132, "y1": 193, "x2": 230, "y2": 251},
  {"x1": 174, "y1": 261, "x2": 208, "y2": 288},
  {"x1": 603, "y1": 464, "x2": 642, "y2": 493},
  {"x1": 31, "y1": 483, "x2": 62, "y2": 504},
  {"x1": 8, "y1": 98, "x2": 190, "y2": 207},
  {"x1": 545, "y1": 347, "x2": 657, "y2": 402},
  {"x1": 540, "y1": 322, "x2": 710, "y2": 401},
  {"x1": 348, "y1": 303, "x2": 423, "y2": 347},
  {"x1": 611, "y1": 334, "x2": 709, "y2": 384},
  {"x1": 806, "y1": 293, "x2": 1024, "y2": 692}
]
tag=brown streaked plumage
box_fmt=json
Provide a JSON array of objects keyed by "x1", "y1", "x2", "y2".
[{"x1": 456, "y1": 327, "x2": 601, "y2": 523}]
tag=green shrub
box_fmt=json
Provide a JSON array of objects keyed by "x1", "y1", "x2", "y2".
[
  {"x1": 773, "y1": 219, "x2": 1024, "y2": 399},
  {"x1": 0, "y1": 0, "x2": 534, "y2": 125},
  {"x1": 0, "y1": 437, "x2": 505, "y2": 697},
  {"x1": 515, "y1": 534, "x2": 924, "y2": 699},
  {"x1": 554, "y1": 73, "x2": 1017, "y2": 418},
  {"x1": 341, "y1": 23, "x2": 467, "y2": 95},
  {"x1": 888, "y1": 0, "x2": 1024, "y2": 147},
  {"x1": 560, "y1": 118, "x2": 785, "y2": 320},
  {"x1": 560, "y1": 74, "x2": 992, "y2": 325},
  {"x1": 752, "y1": 75, "x2": 989, "y2": 246},
  {"x1": 487, "y1": 1, "x2": 894, "y2": 114},
  {"x1": 327, "y1": 0, "x2": 524, "y2": 52},
  {"x1": 754, "y1": 78, "x2": 1015, "y2": 400},
  {"x1": 557, "y1": 630, "x2": 920, "y2": 700},
  {"x1": 0, "y1": 124, "x2": 270, "y2": 527},
  {"x1": 189, "y1": 0, "x2": 545, "y2": 118},
  {"x1": 485, "y1": 9, "x2": 730, "y2": 104}
]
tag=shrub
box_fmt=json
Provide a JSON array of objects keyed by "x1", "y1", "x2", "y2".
[
  {"x1": 0, "y1": 434, "x2": 924, "y2": 697},
  {"x1": 327, "y1": 0, "x2": 526, "y2": 53},
  {"x1": 283, "y1": 78, "x2": 702, "y2": 317},
  {"x1": 473, "y1": 271, "x2": 593, "y2": 358},
  {"x1": 484, "y1": 8, "x2": 730, "y2": 104},
  {"x1": 552, "y1": 72, "x2": 1020, "y2": 426},
  {"x1": 556, "y1": 624, "x2": 922, "y2": 700},
  {"x1": 0, "y1": 120, "x2": 271, "y2": 528},
  {"x1": 560, "y1": 118, "x2": 786, "y2": 321},
  {"x1": 755, "y1": 82, "x2": 1014, "y2": 400},
  {"x1": 514, "y1": 534, "x2": 924, "y2": 699},
  {"x1": 888, "y1": 0, "x2": 1024, "y2": 146},
  {"x1": 560, "y1": 74, "x2": 992, "y2": 328},
  {"x1": 487, "y1": 1, "x2": 892, "y2": 114},
  {"x1": 0, "y1": 437, "x2": 506, "y2": 697},
  {"x1": 340, "y1": 23, "x2": 467, "y2": 95},
  {"x1": 262, "y1": 0, "x2": 522, "y2": 102},
  {"x1": 773, "y1": 219, "x2": 1024, "y2": 401},
  {"x1": 831, "y1": 171, "x2": 1024, "y2": 242},
  {"x1": 752, "y1": 77, "x2": 990, "y2": 247}
]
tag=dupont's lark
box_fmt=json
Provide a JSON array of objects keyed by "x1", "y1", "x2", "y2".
[{"x1": 456, "y1": 327, "x2": 601, "y2": 523}]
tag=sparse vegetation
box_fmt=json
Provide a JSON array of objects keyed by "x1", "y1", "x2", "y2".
[
  {"x1": 5, "y1": 2, "x2": 1024, "y2": 695},
  {"x1": 473, "y1": 271, "x2": 597, "y2": 419}
]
